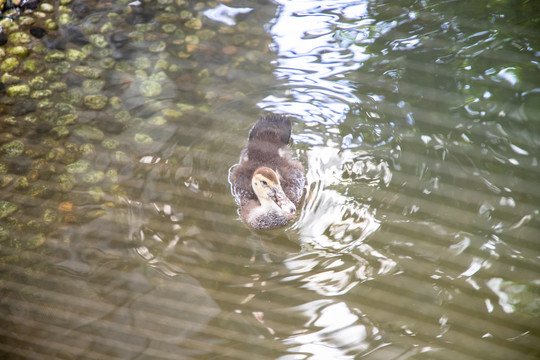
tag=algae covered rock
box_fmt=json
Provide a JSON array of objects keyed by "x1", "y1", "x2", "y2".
[
  {"x1": 83, "y1": 94, "x2": 108, "y2": 110},
  {"x1": 0, "y1": 201, "x2": 18, "y2": 219},
  {"x1": 1, "y1": 140, "x2": 25, "y2": 156}
]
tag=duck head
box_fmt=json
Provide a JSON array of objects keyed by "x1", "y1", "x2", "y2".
[{"x1": 251, "y1": 167, "x2": 296, "y2": 217}]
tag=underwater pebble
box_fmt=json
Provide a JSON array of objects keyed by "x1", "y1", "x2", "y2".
[
  {"x1": 56, "y1": 174, "x2": 76, "y2": 192},
  {"x1": 149, "y1": 116, "x2": 167, "y2": 126},
  {"x1": 162, "y1": 23, "x2": 176, "y2": 33},
  {"x1": 1, "y1": 73, "x2": 20, "y2": 85},
  {"x1": 66, "y1": 49, "x2": 86, "y2": 62},
  {"x1": 51, "y1": 126, "x2": 70, "y2": 138},
  {"x1": 31, "y1": 90, "x2": 52, "y2": 99},
  {"x1": 89, "y1": 34, "x2": 108, "y2": 48},
  {"x1": 23, "y1": 59, "x2": 44, "y2": 73},
  {"x1": 101, "y1": 138, "x2": 119, "y2": 150},
  {"x1": 46, "y1": 147, "x2": 65, "y2": 162},
  {"x1": 29, "y1": 76, "x2": 47, "y2": 89},
  {"x1": 0, "y1": 18, "x2": 18, "y2": 33},
  {"x1": 40, "y1": 3, "x2": 55, "y2": 12},
  {"x1": 1, "y1": 57, "x2": 20, "y2": 72},
  {"x1": 114, "y1": 150, "x2": 130, "y2": 163},
  {"x1": 82, "y1": 79, "x2": 105, "y2": 93},
  {"x1": 26, "y1": 234, "x2": 45, "y2": 249},
  {"x1": 80, "y1": 143, "x2": 95, "y2": 156},
  {"x1": 0, "y1": 201, "x2": 18, "y2": 219},
  {"x1": 58, "y1": 11, "x2": 72, "y2": 24},
  {"x1": 43, "y1": 209, "x2": 57, "y2": 223},
  {"x1": 74, "y1": 65, "x2": 103, "y2": 79},
  {"x1": 139, "y1": 80, "x2": 162, "y2": 97},
  {"x1": 88, "y1": 186, "x2": 104, "y2": 201},
  {"x1": 45, "y1": 19, "x2": 58, "y2": 31},
  {"x1": 8, "y1": 32, "x2": 31, "y2": 45},
  {"x1": 7, "y1": 46, "x2": 30, "y2": 58},
  {"x1": 45, "y1": 50, "x2": 65, "y2": 62},
  {"x1": 73, "y1": 125, "x2": 104, "y2": 141},
  {"x1": 6, "y1": 84, "x2": 30, "y2": 97},
  {"x1": 0, "y1": 226, "x2": 9, "y2": 242},
  {"x1": 105, "y1": 169, "x2": 118, "y2": 183},
  {"x1": 1, "y1": 174, "x2": 15, "y2": 188},
  {"x1": 83, "y1": 171, "x2": 104, "y2": 184},
  {"x1": 134, "y1": 57, "x2": 152, "y2": 70},
  {"x1": 19, "y1": 16, "x2": 36, "y2": 27},
  {"x1": 56, "y1": 113, "x2": 78, "y2": 126},
  {"x1": 83, "y1": 94, "x2": 108, "y2": 110},
  {"x1": 15, "y1": 176, "x2": 29, "y2": 190},
  {"x1": 50, "y1": 82, "x2": 68, "y2": 92},
  {"x1": 1, "y1": 140, "x2": 24, "y2": 157},
  {"x1": 66, "y1": 159, "x2": 90, "y2": 174},
  {"x1": 149, "y1": 41, "x2": 166, "y2": 52},
  {"x1": 134, "y1": 133, "x2": 153, "y2": 144}
]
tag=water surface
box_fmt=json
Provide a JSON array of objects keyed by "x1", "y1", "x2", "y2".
[{"x1": 0, "y1": 0, "x2": 539, "y2": 359}]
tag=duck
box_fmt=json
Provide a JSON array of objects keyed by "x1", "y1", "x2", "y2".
[{"x1": 230, "y1": 114, "x2": 305, "y2": 230}]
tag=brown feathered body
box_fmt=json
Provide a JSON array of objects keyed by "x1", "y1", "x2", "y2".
[{"x1": 230, "y1": 114, "x2": 305, "y2": 229}]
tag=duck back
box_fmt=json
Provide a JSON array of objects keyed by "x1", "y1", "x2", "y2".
[{"x1": 248, "y1": 114, "x2": 291, "y2": 145}]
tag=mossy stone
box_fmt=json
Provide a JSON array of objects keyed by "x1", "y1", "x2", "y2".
[
  {"x1": 1, "y1": 140, "x2": 24, "y2": 156},
  {"x1": 89, "y1": 34, "x2": 108, "y2": 48},
  {"x1": 8, "y1": 32, "x2": 31, "y2": 45},
  {"x1": 1, "y1": 57, "x2": 20, "y2": 72},
  {"x1": 29, "y1": 76, "x2": 48, "y2": 89},
  {"x1": 0, "y1": 201, "x2": 18, "y2": 219},
  {"x1": 83, "y1": 94, "x2": 108, "y2": 110},
  {"x1": 23, "y1": 59, "x2": 45, "y2": 73},
  {"x1": 1, "y1": 73, "x2": 20, "y2": 85},
  {"x1": 26, "y1": 233, "x2": 45, "y2": 249},
  {"x1": 134, "y1": 133, "x2": 153, "y2": 144},
  {"x1": 31, "y1": 90, "x2": 52, "y2": 99},
  {"x1": 66, "y1": 159, "x2": 90, "y2": 174},
  {"x1": 58, "y1": 13, "x2": 72, "y2": 26},
  {"x1": 101, "y1": 138, "x2": 119, "y2": 150},
  {"x1": 73, "y1": 125, "x2": 104, "y2": 141},
  {"x1": 66, "y1": 49, "x2": 86, "y2": 62},
  {"x1": 139, "y1": 80, "x2": 162, "y2": 97},
  {"x1": 74, "y1": 65, "x2": 103, "y2": 79},
  {"x1": 7, "y1": 46, "x2": 30, "y2": 58},
  {"x1": 83, "y1": 171, "x2": 104, "y2": 184},
  {"x1": 43, "y1": 209, "x2": 58, "y2": 223},
  {"x1": 51, "y1": 126, "x2": 70, "y2": 138},
  {"x1": 82, "y1": 79, "x2": 105, "y2": 93},
  {"x1": 45, "y1": 50, "x2": 66, "y2": 62},
  {"x1": 7, "y1": 84, "x2": 30, "y2": 97}
]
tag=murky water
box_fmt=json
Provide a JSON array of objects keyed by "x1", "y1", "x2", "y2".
[{"x1": 1, "y1": 0, "x2": 539, "y2": 359}]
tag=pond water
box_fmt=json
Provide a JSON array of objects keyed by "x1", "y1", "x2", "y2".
[{"x1": 1, "y1": 0, "x2": 539, "y2": 359}]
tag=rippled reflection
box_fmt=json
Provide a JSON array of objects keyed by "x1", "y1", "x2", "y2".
[{"x1": 1, "y1": 0, "x2": 539, "y2": 359}]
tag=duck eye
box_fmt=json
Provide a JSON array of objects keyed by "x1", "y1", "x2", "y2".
[{"x1": 261, "y1": 180, "x2": 268, "y2": 186}]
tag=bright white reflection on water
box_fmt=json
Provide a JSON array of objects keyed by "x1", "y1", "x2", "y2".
[{"x1": 260, "y1": 0, "x2": 369, "y2": 126}]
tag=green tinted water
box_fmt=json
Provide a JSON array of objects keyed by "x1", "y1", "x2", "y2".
[{"x1": 0, "y1": 0, "x2": 538, "y2": 359}]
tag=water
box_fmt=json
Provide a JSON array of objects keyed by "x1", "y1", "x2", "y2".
[{"x1": 1, "y1": 0, "x2": 539, "y2": 359}]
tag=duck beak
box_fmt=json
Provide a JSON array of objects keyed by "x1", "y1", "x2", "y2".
[{"x1": 270, "y1": 186, "x2": 296, "y2": 215}]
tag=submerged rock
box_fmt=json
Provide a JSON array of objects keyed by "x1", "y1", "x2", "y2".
[
  {"x1": 83, "y1": 94, "x2": 108, "y2": 109},
  {"x1": 139, "y1": 80, "x2": 162, "y2": 97},
  {"x1": 73, "y1": 125, "x2": 104, "y2": 141},
  {"x1": 0, "y1": 201, "x2": 18, "y2": 219},
  {"x1": 1, "y1": 140, "x2": 25, "y2": 156}
]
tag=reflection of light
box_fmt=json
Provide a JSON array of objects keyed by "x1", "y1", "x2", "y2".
[
  {"x1": 259, "y1": 0, "x2": 370, "y2": 124},
  {"x1": 283, "y1": 146, "x2": 398, "y2": 296},
  {"x1": 203, "y1": 4, "x2": 253, "y2": 26},
  {"x1": 297, "y1": 147, "x2": 382, "y2": 250},
  {"x1": 279, "y1": 300, "x2": 373, "y2": 359}
]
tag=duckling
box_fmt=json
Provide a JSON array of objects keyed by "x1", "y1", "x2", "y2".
[{"x1": 230, "y1": 114, "x2": 305, "y2": 229}]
